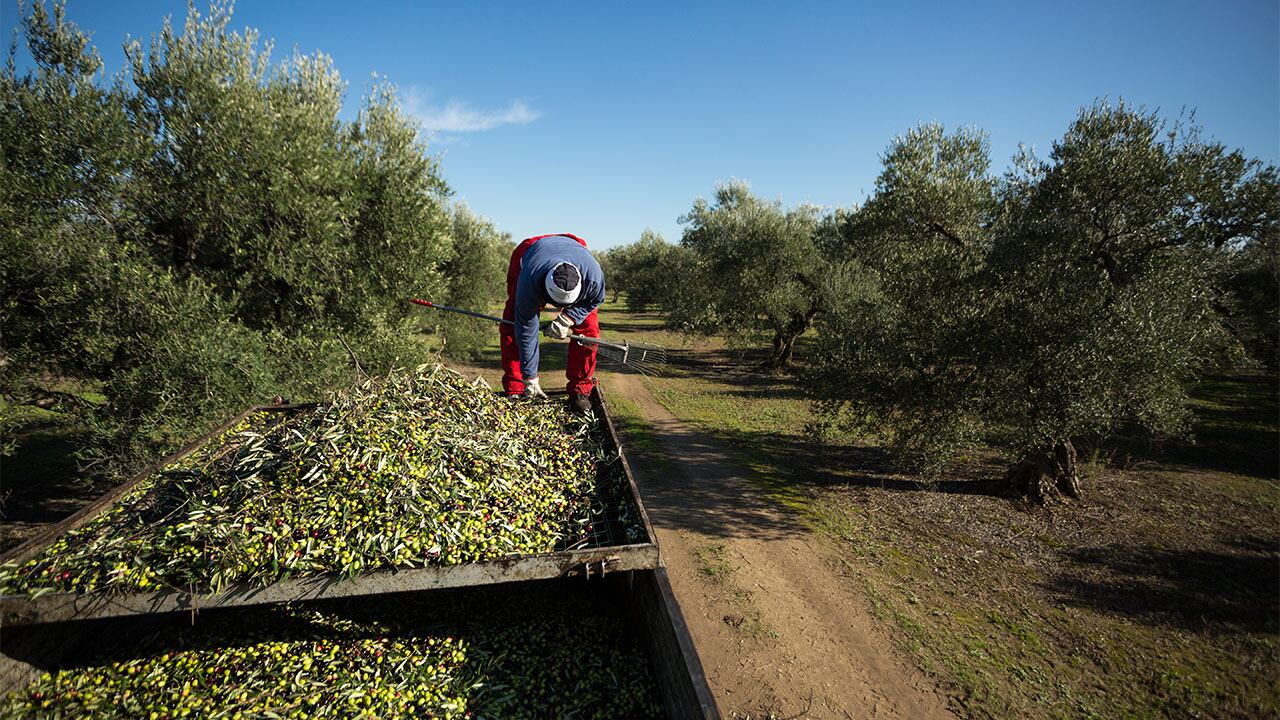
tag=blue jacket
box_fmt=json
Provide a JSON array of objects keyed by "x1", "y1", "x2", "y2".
[{"x1": 514, "y1": 236, "x2": 605, "y2": 379}]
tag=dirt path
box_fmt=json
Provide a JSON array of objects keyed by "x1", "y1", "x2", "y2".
[{"x1": 604, "y1": 373, "x2": 954, "y2": 720}]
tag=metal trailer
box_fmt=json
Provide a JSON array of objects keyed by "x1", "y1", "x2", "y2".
[{"x1": 0, "y1": 385, "x2": 719, "y2": 719}]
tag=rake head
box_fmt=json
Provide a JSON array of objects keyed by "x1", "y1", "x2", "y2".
[{"x1": 570, "y1": 336, "x2": 669, "y2": 376}]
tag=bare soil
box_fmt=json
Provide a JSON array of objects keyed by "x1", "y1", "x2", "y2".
[
  {"x1": 620, "y1": 347, "x2": 1280, "y2": 718},
  {"x1": 605, "y1": 372, "x2": 955, "y2": 719}
]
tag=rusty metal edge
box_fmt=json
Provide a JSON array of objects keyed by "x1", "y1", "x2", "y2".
[
  {"x1": 652, "y1": 566, "x2": 720, "y2": 718},
  {"x1": 0, "y1": 544, "x2": 660, "y2": 626}
]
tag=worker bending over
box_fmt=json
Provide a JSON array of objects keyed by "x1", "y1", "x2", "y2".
[{"x1": 500, "y1": 233, "x2": 605, "y2": 414}]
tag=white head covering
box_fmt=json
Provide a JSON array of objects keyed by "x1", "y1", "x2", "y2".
[{"x1": 545, "y1": 262, "x2": 582, "y2": 306}]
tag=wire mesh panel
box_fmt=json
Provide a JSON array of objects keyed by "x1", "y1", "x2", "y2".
[{"x1": 559, "y1": 451, "x2": 649, "y2": 551}]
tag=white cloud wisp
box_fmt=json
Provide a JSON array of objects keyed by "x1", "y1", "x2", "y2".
[{"x1": 404, "y1": 88, "x2": 540, "y2": 134}]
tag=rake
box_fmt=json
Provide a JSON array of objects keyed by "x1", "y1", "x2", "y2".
[{"x1": 411, "y1": 299, "x2": 669, "y2": 376}]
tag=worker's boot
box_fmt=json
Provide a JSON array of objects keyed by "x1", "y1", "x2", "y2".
[{"x1": 568, "y1": 393, "x2": 592, "y2": 415}]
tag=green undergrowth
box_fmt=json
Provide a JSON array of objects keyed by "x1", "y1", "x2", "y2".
[
  {"x1": 694, "y1": 543, "x2": 733, "y2": 581},
  {"x1": 595, "y1": 390, "x2": 678, "y2": 479},
  {"x1": 0, "y1": 386, "x2": 102, "y2": 459},
  {"x1": 616, "y1": 313, "x2": 1278, "y2": 720}
]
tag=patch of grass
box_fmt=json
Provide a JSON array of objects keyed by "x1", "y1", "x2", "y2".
[
  {"x1": 1181, "y1": 371, "x2": 1279, "y2": 473},
  {"x1": 694, "y1": 543, "x2": 733, "y2": 582},
  {"x1": 0, "y1": 397, "x2": 90, "y2": 478},
  {"x1": 646, "y1": 376, "x2": 810, "y2": 440},
  {"x1": 1101, "y1": 371, "x2": 1280, "y2": 479},
  {"x1": 593, "y1": 303, "x2": 1279, "y2": 720},
  {"x1": 599, "y1": 390, "x2": 679, "y2": 478},
  {"x1": 0, "y1": 400, "x2": 61, "y2": 426},
  {"x1": 0, "y1": 397, "x2": 101, "y2": 552}
]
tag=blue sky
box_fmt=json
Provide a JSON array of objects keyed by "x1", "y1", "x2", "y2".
[{"x1": 4, "y1": 1, "x2": 1277, "y2": 249}]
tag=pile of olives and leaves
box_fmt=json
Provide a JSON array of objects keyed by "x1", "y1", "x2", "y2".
[
  {"x1": 0, "y1": 365, "x2": 641, "y2": 597},
  {"x1": 2, "y1": 594, "x2": 662, "y2": 719}
]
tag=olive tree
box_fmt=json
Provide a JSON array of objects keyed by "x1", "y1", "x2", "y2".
[
  {"x1": 595, "y1": 246, "x2": 621, "y2": 302},
  {"x1": 603, "y1": 229, "x2": 683, "y2": 311},
  {"x1": 673, "y1": 181, "x2": 839, "y2": 369},
  {"x1": 986, "y1": 103, "x2": 1276, "y2": 500},
  {"x1": 1, "y1": 1, "x2": 150, "y2": 393},
  {"x1": 806, "y1": 106, "x2": 1277, "y2": 502},
  {"x1": 1, "y1": 2, "x2": 463, "y2": 475},
  {"x1": 802, "y1": 124, "x2": 997, "y2": 471},
  {"x1": 435, "y1": 203, "x2": 513, "y2": 357},
  {"x1": 128, "y1": 3, "x2": 452, "y2": 332}
]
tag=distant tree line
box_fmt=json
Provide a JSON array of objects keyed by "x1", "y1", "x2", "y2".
[
  {"x1": 1, "y1": 2, "x2": 509, "y2": 475},
  {"x1": 607, "y1": 103, "x2": 1277, "y2": 502}
]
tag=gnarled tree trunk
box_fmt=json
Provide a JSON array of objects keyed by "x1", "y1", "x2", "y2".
[
  {"x1": 1006, "y1": 439, "x2": 1081, "y2": 504},
  {"x1": 761, "y1": 305, "x2": 820, "y2": 371},
  {"x1": 764, "y1": 331, "x2": 799, "y2": 370}
]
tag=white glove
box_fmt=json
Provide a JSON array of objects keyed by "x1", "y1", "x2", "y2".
[
  {"x1": 523, "y1": 376, "x2": 548, "y2": 400},
  {"x1": 544, "y1": 313, "x2": 574, "y2": 340}
]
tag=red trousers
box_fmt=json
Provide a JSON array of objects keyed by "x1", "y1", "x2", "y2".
[{"x1": 500, "y1": 234, "x2": 600, "y2": 395}]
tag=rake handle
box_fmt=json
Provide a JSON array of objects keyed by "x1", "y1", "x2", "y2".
[
  {"x1": 410, "y1": 298, "x2": 625, "y2": 353},
  {"x1": 411, "y1": 299, "x2": 508, "y2": 325}
]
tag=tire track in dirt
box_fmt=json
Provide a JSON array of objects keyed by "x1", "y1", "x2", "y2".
[{"x1": 604, "y1": 373, "x2": 954, "y2": 720}]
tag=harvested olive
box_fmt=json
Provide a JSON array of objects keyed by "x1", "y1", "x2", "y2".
[{"x1": 0, "y1": 365, "x2": 637, "y2": 596}]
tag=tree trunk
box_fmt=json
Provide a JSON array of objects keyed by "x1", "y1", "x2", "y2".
[
  {"x1": 762, "y1": 328, "x2": 801, "y2": 370},
  {"x1": 763, "y1": 336, "x2": 786, "y2": 370},
  {"x1": 760, "y1": 306, "x2": 820, "y2": 371},
  {"x1": 1006, "y1": 439, "x2": 1081, "y2": 504}
]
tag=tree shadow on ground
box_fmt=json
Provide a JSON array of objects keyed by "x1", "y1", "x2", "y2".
[
  {"x1": 1, "y1": 417, "x2": 101, "y2": 553},
  {"x1": 627, "y1": 412, "x2": 1018, "y2": 546},
  {"x1": 719, "y1": 378, "x2": 807, "y2": 400},
  {"x1": 1044, "y1": 538, "x2": 1280, "y2": 634},
  {"x1": 624, "y1": 414, "x2": 815, "y2": 543},
  {"x1": 1097, "y1": 372, "x2": 1278, "y2": 481},
  {"x1": 659, "y1": 335, "x2": 821, "y2": 374},
  {"x1": 596, "y1": 319, "x2": 669, "y2": 334},
  {"x1": 694, "y1": 365, "x2": 1275, "y2": 499},
  {"x1": 630, "y1": 360, "x2": 1276, "y2": 555},
  {"x1": 712, "y1": 425, "x2": 1015, "y2": 498}
]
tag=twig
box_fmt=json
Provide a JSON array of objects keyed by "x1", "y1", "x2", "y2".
[{"x1": 337, "y1": 334, "x2": 365, "y2": 379}]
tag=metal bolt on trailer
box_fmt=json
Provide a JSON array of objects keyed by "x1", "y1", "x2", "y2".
[{"x1": 0, "y1": 383, "x2": 720, "y2": 718}]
